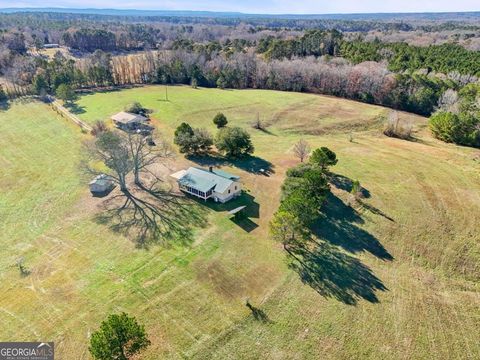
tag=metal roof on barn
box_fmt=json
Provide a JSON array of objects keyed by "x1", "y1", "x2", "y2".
[{"x1": 111, "y1": 111, "x2": 148, "y2": 124}]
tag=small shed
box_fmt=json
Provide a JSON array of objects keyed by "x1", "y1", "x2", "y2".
[
  {"x1": 111, "y1": 112, "x2": 148, "y2": 131},
  {"x1": 89, "y1": 174, "x2": 115, "y2": 196}
]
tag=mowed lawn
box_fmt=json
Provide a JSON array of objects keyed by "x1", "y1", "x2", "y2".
[{"x1": 0, "y1": 87, "x2": 479, "y2": 360}]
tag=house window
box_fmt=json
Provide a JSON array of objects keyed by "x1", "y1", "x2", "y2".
[
  {"x1": 228, "y1": 190, "x2": 231, "y2": 194},
  {"x1": 235, "y1": 186, "x2": 237, "y2": 190}
]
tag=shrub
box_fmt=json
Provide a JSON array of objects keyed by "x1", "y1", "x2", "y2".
[
  {"x1": 213, "y1": 113, "x2": 228, "y2": 128},
  {"x1": 125, "y1": 102, "x2": 151, "y2": 117},
  {"x1": 286, "y1": 163, "x2": 315, "y2": 178},
  {"x1": 174, "y1": 122, "x2": 213, "y2": 154},
  {"x1": 215, "y1": 126, "x2": 254, "y2": 157},
  {"x1": 216, "y1": 75, "x2": 227, "y2": 89},
  {"x1": 175, "y1": 122, "x2": 194, "y2": 138},
  {"x1": 383, "y1": 111, "x2": 413, "y2": 139},
  {"x1": 429, "y1": 111, "x2": 480, "y2": 147},
  {"x1": 91, "y1": 120, "x2": 108, "y2": 137},
  {"x1": 351, "y1": 180, "x2": 364, "y2": 200}
]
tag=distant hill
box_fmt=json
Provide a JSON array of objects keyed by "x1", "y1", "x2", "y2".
[{"x1": 1, "y1": 7, "x2": 480, "y2": 21}]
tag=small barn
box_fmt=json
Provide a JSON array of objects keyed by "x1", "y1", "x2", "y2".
[
  {"x1": 111, "y1": 112, "x2": 148, "y2": 131},
  {"x1": 89, "y1": 174, "x2": 115, "y2": 196}
]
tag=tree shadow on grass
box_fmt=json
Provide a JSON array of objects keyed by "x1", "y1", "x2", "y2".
[
  {"x1": 330, "y1": 173, "x2": 394, "y2": 222},
  {"x1": 311, "y1": 193, "x2": 393, "y2": 261},
  {"x1": 94, "y1": 185, "x2": 207, "y2": 249},
  {"x1": 187, "y1": 191, "x2": 260, "y2": 232},
  {"x1": 252, "y1": 126, "x2": 277, "y2": 137},
  {"x1": 187, "y1": 153, "x2": 275, "y2": 176},
  {"x1": 330, "y1": 173, "x2": 371, "y2": 198},
  {"x1": 288, "y1": 242, "x2": 388, "y2": 305},
  {"x1": 0, "y1": 100, "x2": 10, "y2": 111},
  {"x1": 230, "y1": 213, "x2": 259, "y2": 233},
  {"x1": 246, "y1": 301, "x2": 273, "y2": 323},
  {"x1": 64, "y1": 102, "x2": 86, "y2": 115},
  {"x1": 358, "y1": 200, "x2": 395, "y2": 222}
]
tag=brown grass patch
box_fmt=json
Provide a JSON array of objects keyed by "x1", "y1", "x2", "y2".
[{"x1": 195, "y1": 259, "x2": 247, "y2": 299}]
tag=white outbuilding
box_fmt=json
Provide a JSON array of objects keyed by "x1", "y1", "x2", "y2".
[
  {"x1": 89, "y1": 174, "x2": 115, "y2": 196},
  {"x1": 111, "y1": 111, "x2": 148, "y2": 131}
]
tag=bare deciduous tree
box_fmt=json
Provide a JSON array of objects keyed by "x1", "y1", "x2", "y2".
[
  {"x1": 293, "y1": 139, "x2": 311, "y2": 162},
  {"x1": 84, "y1": 130, "x2": 173, "y2": 190},
  {"x1": 84, "y1": 130, "x2": 203, "y2": 246},
  {"x1": 84, "y1": 130, "x2": 133, "y2": 192},
  {"x1": 126, "y1": 132, "x2": 173, "y2": 186},
  {"x1": 437, "y1": 89, "x2": 459, "y2": 114},
  {"x1": 251, "y1": 112, "x2": 265, "y2": 130},
  {"x1": 383, "y1": 110, "x2": 412, "y2": 139}
]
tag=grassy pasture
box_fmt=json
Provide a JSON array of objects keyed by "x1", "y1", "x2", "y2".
[
  {"x1": 74, "y1": 85, "x2": 388, "y2": 133},
  {"x1": 0, "y1": 87, "x2": 479, "y2": 359}
]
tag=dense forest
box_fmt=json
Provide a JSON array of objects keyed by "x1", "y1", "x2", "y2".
[{"x1": 0, "y1": 10, "x2": 478, "y2": 146}]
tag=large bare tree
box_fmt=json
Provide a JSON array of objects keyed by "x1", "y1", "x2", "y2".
[
  {"x1": 126, "y1": 132, "x2": 173, "y2": 186},
  {"x1": 86, "y1": 130, "x2": 133, "y2": 192},
  {"x1": 84, "y1": 130, "x2": 202, "y2": 246}
]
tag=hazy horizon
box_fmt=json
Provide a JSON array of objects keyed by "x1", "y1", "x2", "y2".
[{"x1": 1, "y1": 0, "x2": 479, "y2": 15}]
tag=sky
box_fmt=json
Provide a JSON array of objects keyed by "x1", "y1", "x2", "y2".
[{"x1": 1, "y1": 0, "x2": 479, "y2": 14}]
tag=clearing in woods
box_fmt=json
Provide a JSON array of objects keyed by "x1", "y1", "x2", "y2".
[{"x1": 0, "y1": 86, "x2": 479, "y2": 359}]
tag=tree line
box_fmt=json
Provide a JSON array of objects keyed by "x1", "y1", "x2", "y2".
[
  {"x1": 258, "y1": 30, "x2": 480, "y2": 77},
  {"x1": 25, "y1": 49, "x2": 457, "y2": 117},
  {"x1": 340, "y1": 41, "x2": 480, "y2": 76}
]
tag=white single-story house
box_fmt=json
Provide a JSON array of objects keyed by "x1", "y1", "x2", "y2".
[
  {"x1": 170, "y1": 167, "x2": 241, "y2": 203},
  {"x1": 111, "y1": 111, "x2": 148, "y2": 131},
  {"x1": 89, "y1": 174, "x2": 115, "y2": 195}
]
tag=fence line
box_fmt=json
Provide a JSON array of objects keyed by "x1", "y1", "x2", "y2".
[{"x1": 48, "y1": 97, "x2": 93, "y2": 132}]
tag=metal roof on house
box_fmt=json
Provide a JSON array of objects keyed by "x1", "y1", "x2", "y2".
[
  {"x1": 172, "y1": 167, "x2": 239, "y2": 194},
  {"x1": 111, "y1": 112, "x2": 148, "y2": 124},
  {"x1": 210, "y1": 168, "x2": 240, "y2": 181}
]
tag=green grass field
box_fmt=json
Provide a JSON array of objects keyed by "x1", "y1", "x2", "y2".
[{"x1": 1, "y1": 87, "x2": 479, "y2": 359}]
